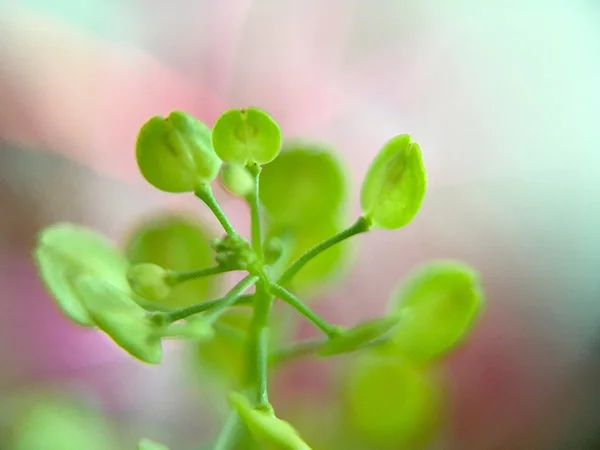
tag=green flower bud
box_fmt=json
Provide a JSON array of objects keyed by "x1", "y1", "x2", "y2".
[
  {"x1": 212, "y1": 234, "x2": 256, "y2": 270},
  {"x1": 319, "y1": 315, "x2": 401, "y2": 357},
  {"x1": 136, "y1": 111, "x2": 222, "y2": 193},
  {"x1": 220, "y1": 163, "x2": 255, "y2": 197},
  {"x1": 138, "y1": 438, "x2": 170, "y2": 450},
  {"x1": 228, "y1": 392, "x2": 312, "y2": 450},
  {"x1": 212, "y1": 107, "x2": 282, "y2": 165},
  {"x1": 390, "y1": 261, "x2": 484, "y2": 362},
  {"x1": 361, "y1": 135, "x2": 427, "y2": 229},
  {"x1": 74, "y1": 275, "x2": 163, "y2": 364},
  {"x1": 127, "y1": 263, "x2": 171, "y2": 302},
  {"x1": 33, "y1": 223, "x2": 130, "y2": 327}
]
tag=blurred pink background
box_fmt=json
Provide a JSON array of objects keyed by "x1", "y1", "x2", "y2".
[{"x1": 1, "y1": 1, "x2": 600, "y2": 448}]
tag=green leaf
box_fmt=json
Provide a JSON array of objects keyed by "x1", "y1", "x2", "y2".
[
  {"x1": 390, "y1": 261, "x2": 484, "y2": 362},
  {"x1": 136, "y1": 111, "x2": 222, "y2": 193},
  {"x1": 344, "y1": 355, "x2": 439, "y2": 448},
  {"x1": 138, "y1": 438, "x2": 170, "y2": 450},
  {"x1": 74, "y1": 275, "x2": 163, "y2": 364},
  {"x1": 212, "y1": 107, "x2": 282, "y2": 165},
  {"x1": 229, "y1": 392, "x2": 312, "y2": 450},
  {"x1": 125, "y1": 215, "x2": 215, "y2": 307},
  {"x1": 260, "y1": 143, "x2": 347, "y2": 227},
  {"x1": 11, "y1": 395, "x2": 119, "y2": 450},
  {"x1": 219, "y1": 163, "x2": 255, "y2": 198},
  {"x1": 319, "y1": 315, "x2": 401, "y2": 357},
  {"x1": 33, "y1": 223, "x2": 130, "y2": 327},
  {"x1": 127, "y1": 263, "x2": 171, "y2": 302},
  {"x1": 361, "y1": 135, "x2": 427, "y2": 229}
]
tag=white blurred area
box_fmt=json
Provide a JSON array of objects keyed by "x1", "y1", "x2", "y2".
[{"x1": 1, "y1": 0, "x2": 600, "y2": 449}]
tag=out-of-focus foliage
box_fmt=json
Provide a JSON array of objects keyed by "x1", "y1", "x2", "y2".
[{"x1": 125, "y1": 215, "x2": 216, "y2": 307}]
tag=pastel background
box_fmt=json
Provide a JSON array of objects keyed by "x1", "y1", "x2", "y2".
[{"x1": 1, "y1": 1, "x2": 599, "y2": 449}]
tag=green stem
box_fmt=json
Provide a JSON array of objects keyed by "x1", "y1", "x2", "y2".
[
  {"x1": 277, "y1": 216, "x2": 371, "y2": 286},
  {"x1": 256, "y1": 326, "x2": 270, "y2": 406},
  {"x1": 205, "y1": 275, "x2": 259, "y2": 324},
  {"x1": 269, "y1": 338, "x2": 324, "y2": 366},
  {"x1": 270, "y1": 284, "x2": 339, "y2": 338},
  {"x1": 247, "y1": 164, "x2": 263, "y2": 260},
  {"x1": 195, "y1": 184, "x2": 237, "y2": 236},
  {"x1": 269, "y1": 334, "x2": 393, "y2": 366},
  {"x1": 167, "y1": 265, "x2": 233, "y2": 285},
  {"x1": 246, "y1": 282, "x2": 272, "y2": 407},
  {"x1": 213, "y1": 411, "x2": 239, "y2": 450},
  {"x1": 134, "y1": 296, "x2": 176, "y2": 313},
  {"x1": 164, "y1": 276, "x2": 258, "y2": 323}
]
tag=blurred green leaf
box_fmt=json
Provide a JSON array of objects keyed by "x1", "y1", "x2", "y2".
[
  {"x1": 260, "y1": 143, "x2": 350, "y2": 292},
  {"x1": 75, "y1": 275, "x2": 162, "y2": 364},
  {"x1": 212, "y1": 108, "x2": 282, "y2": 165},
  {"x1": 195, "y1": 308, "x2": 252, "y2": 388},
  {"x1": 259, "y1": 143, "x2": 347, "y2": 228},
  {"x1": 361, "y1": 135, "x2": 426, "y2": 230},
  {"x1": 125, "y1": 215, "x2": 215, "y2": 307},
  {"x1": 389, "y1": 261, "x2": 484, "y2": 363},
  {"x1": 34, "y1": 223, "x2": 130, "y2": 326},
  {"x1": 11, "y1": 395, "x2": 119, "y2": 450},
  {"x1": 343, "y1": 355, "x2": 439, "y2": 448},
  {"x1": 194, "y1": 307, "x2": 285, "y2": 388},
  {"x1": 138, "y1": 438, "x2": 170, "y2": 450}
]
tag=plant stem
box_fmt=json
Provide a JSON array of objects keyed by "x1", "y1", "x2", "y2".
[
  {"x1": 277, "y1": 216, "x2": 371, "y2": 286},
  {"x1": 269, "y1": 335, "x2": 393, "y2": 366},
  {"x1": 247, "y1": 164, "x2": 263, "y2": 261},
  {"x1": 195, "y1": 184, "x2": 237, "y2": 236},
  {"x1": 213, "y1": 411, "x2": 239, "y2": 450},
  {"x1": 164, "y1": 276, "x2": 258, "y2": 323},
  {"x1": 205, "y1": 276, "x2": 259, "y2": 324},
  {"x1": 256, "y1": 326, "x2": 270, "y2": 406},
  {"x1": 167, "y1": 265, "x2": 233, "y2": 285},
  {"x1": 269, "y1": 338, "x2": 325, "y2": 366},
  {"x1": 270, "y1": 284, "x2": 339, "y2": 338},
  {"x1": 246, "y1": 282, "x2": 272, "y2": 407},
  {"x1": 134, "y1": 296, "x2": 176, "y2": 313}
]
